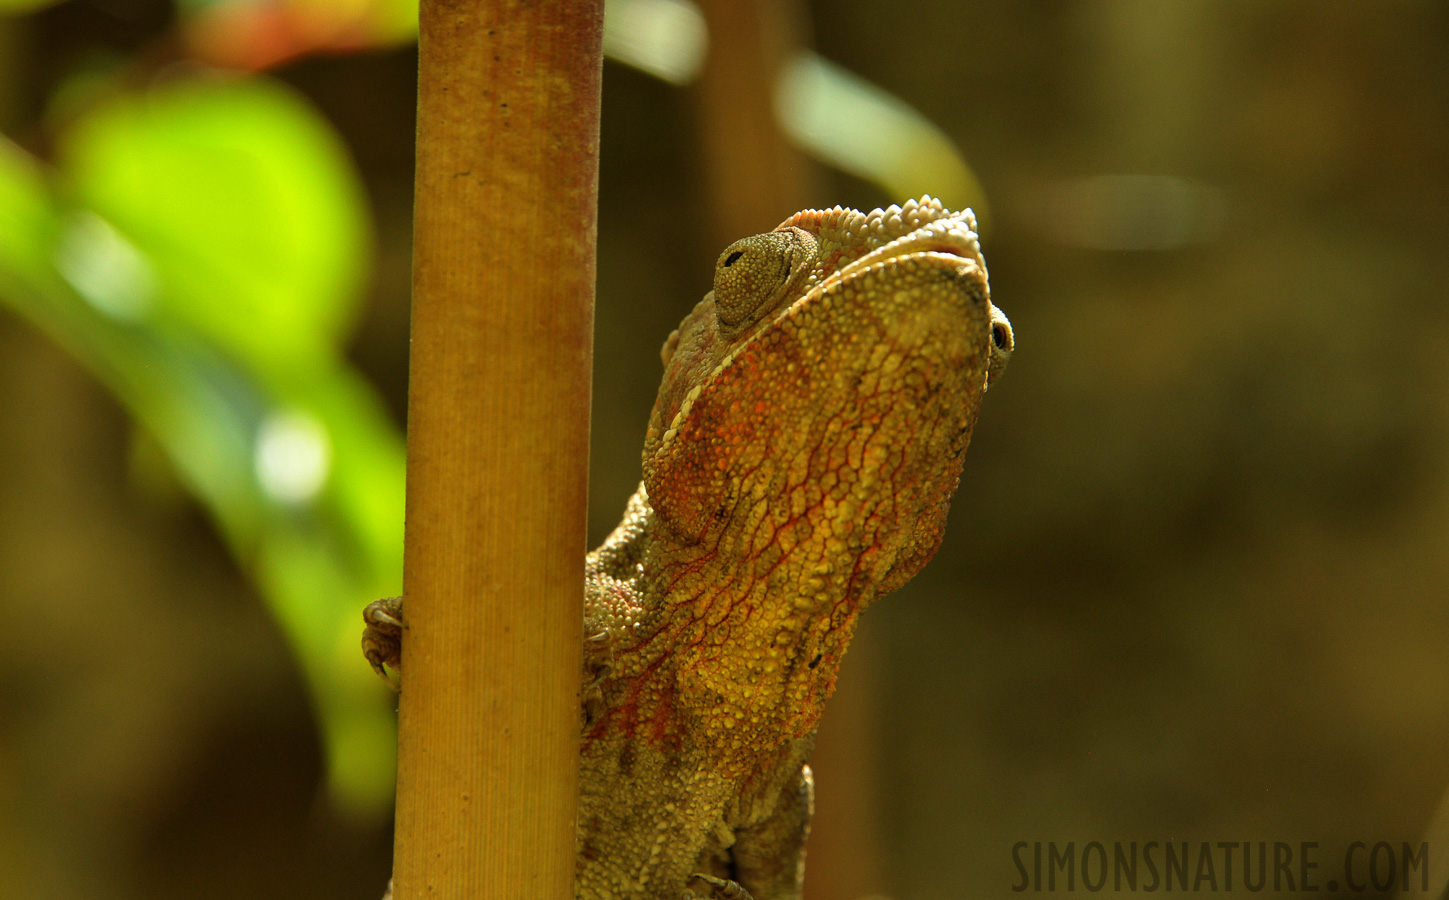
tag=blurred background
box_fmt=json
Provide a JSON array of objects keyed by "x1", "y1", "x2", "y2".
[{"x1": 3, "y1": 1, "x2": 1449, "y2": 898}]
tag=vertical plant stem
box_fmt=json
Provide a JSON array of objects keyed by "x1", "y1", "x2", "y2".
[
  {"x1": 693, "y1": 0, "x2": 814, "y2": 247},
  {"x1": 392, "y1": 2, "x2": 602, "y2": 898}
]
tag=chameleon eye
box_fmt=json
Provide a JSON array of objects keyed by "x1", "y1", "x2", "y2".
[
  {"x1": 987, "y1": 304, "x2": 1013, "y2": 386},
  {"x1": 712, "y1": 227, "x2": 817, "y2": 330}
]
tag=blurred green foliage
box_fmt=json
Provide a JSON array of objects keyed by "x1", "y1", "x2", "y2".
[
  {"x1": 0, "y1": 0, "x2": 56, "y2": 12},
  {"x1": 0, "y1": 76, "x2": 403, "y2": 819}
]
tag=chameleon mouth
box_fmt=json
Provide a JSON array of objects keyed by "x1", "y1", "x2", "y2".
[
  {"x1": 783, "y1": 198, "x2": 988, "y2": 301},
  {"x1": 814, "y1": 211, "x2": 988, "y2": 301}
]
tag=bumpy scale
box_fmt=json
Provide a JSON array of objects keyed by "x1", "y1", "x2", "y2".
[{"x1": 364, "y1": 197, "x2": 1012, "y2": 900}]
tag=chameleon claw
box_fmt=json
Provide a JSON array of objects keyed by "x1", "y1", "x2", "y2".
[
  {"x1": 362, "y1": 596, "x2": 404, "y2": 691},
  {"x1": 686, "y1": 874, "x2": 754, "y2": 900}
]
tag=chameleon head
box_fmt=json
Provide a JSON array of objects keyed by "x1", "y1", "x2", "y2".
[{"x1": 643, "y1": 197, "x2": 1010, "y2": 603}]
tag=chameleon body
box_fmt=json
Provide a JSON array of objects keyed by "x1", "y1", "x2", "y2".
[{"x1": 365, "y1": 197, "x2": 1011, "y2": 900}]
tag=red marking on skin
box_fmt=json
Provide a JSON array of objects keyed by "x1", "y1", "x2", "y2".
[
  {"x1": 813, "y1": 247, "x2": 848, "y2": 274},
  {"x1": 605, "y1": 296, "x2": 975, "y2": 753},
  {"x1": 586, "y1": 714, "x2": 614, "y2": 743},
  {"x1": 630, "y1": 658, "x2": 673, "y2": 738},
  {"x1": 658, "y1": 547, "x2": 721, "y2": 600},
  {"x1": 588, "y1": 571, "x2": 750, "y2": 749}
]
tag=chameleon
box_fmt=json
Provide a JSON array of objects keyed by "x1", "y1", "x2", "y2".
[{"x1": 363, "y1": 196, "x2": 1012, "y2": 900}]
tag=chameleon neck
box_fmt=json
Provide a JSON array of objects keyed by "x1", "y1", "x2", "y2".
[{"x1": 584, "y1": 485, "x2": 865, "y2": 769}]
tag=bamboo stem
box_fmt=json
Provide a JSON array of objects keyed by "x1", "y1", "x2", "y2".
[
  {"x1": 693, "y1": 0, "x2": 813, "y2": 246},
  {"x1": 392, "y1": 3, "x2": 602, "y2": 898}
]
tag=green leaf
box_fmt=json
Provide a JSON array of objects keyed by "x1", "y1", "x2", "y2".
[
  {"x1": 59, "y1": 77, "x2": 370, "y2": 373},
  {"x1": 0, "y1": 78, "x2": 404, "y2": 819},
  {"x1": 0, "y1": 0, "x2": 64, "y2": 13},
  {"x1": 0, "y1": 138, "x2": 61, "y2": 283},
  {"x1": 775, "y1": 52, "x2": 990, "y2": 223}
]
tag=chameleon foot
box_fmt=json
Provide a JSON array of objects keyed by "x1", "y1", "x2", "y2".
[
  {"x1": 685, "y1": 874, "x2": 754, "y2": 900},
  {"x1": 362, "y1": 596, "x2": 404, "y2": 689}
]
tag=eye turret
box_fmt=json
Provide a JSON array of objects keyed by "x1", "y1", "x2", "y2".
[
  {"x1": 712, "y1": 226, "x2": 817, "y2": 331},
  {"x1": 987, "y1": 304, "x2": 1013, "y2": 386}
]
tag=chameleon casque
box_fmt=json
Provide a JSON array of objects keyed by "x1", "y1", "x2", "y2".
[{"x1": 363, "y1": 197, "x2": 1012, "y2": 900}]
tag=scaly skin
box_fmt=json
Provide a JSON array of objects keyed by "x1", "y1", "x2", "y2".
[{"x1": 365, "y1": 197, "x2": 1012, "y2": 900}]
